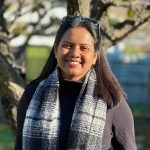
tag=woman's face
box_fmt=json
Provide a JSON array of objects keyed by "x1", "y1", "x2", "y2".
[{"x1": 54, "y1": 27, "x2": 98, "y2": 81}]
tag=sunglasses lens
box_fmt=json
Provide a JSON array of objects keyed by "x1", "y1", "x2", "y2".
[{"x1": 62, "y1": 16, "x2": 99, "y2": 27}]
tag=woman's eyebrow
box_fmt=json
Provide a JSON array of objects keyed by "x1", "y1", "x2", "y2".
[
  {"x1": 61, "y1": 40, "x2": 92, "y2": 46},
  {"x1": 61, "y1": 40, "x2": 71, "y2": 43}
]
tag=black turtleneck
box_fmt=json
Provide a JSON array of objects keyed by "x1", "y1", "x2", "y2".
[{"x1": 59, "y1": 79, "x2": 83, "y2": 149}]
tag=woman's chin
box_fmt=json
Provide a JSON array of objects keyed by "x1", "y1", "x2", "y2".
[{"x1": 62, "y1": 71, "x2": 82, "y2": 80}]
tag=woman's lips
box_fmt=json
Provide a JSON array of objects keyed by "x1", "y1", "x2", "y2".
[{"x1": 65, "y1": 60, "x2": 81, "y2": 67}]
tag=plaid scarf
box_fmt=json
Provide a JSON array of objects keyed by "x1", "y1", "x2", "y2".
[{"x1": 23, "y1": 67, "x2": 107, "y2": 150}]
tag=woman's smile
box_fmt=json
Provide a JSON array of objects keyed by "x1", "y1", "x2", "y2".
[{"x1": 65, "y1": 59, "x2": 82, "y2": 66}]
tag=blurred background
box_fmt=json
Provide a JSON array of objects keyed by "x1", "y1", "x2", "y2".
[{"x1": 0, "y1": 0, "x2": 150, "y2": 149}]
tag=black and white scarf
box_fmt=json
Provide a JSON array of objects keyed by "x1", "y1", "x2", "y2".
[{"x1": 23, "y1": 67, "x2": 107, "y2": 150}]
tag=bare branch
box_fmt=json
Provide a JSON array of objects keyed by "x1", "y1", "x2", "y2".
[
  {"x1": 0, "y1": 0, "x2": 8, "y2": 33},
  {"x1": 100, "y1": 15, "x2": 150, "y2": 45},
  {"x1": 100, "y1": 28, "x2": 114, "y2": 44},
  {"x1": 146, "y1": 5, "x2": 150, "y2": 10},
  {"x1": 112, "y1": 15, "x2": 150, "y2": 44},
  {"x1": 91, "y1": 0, "x2": 115, "y2": 19},
  {"x1": 112, "y1": 20, "x2": 135, "y2": 29}
]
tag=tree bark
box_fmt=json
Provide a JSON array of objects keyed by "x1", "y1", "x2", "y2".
[
  {"x1": 0, "y1": 0, "x2": 26, "y2": 135},
  {"x1": 0, "y1": 31, "x2": 25, "y2": 135},
  {"x1": 67, "y1": 0, "x2": 90, "y2": 17},
  {"x1": 0, "y1": 51, "x2": 25, "y2": 135}
]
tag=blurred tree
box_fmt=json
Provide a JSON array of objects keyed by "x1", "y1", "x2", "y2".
[
  {"x1": 0, "y1": 0, "x2": 150, "y2": 135},
  {"x1": 67, "y1": 0, "x2": 90, "y2": 16},
  {"x1": 68, "y1": 0, "x2": 150, "y2": 48},
  {"x1": 0, "y1": 0, "x2": 25, "y2": 135},
  {"x1": 0, "y1": 0, "x2": 61, "y2": 134}
]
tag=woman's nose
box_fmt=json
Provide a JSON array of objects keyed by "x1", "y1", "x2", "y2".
[{"x1": 69, "y1": 46, "x2": 80, "y2": 57}]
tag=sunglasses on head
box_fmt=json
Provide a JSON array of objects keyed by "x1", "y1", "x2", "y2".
[{"x1": 62, "y1": 16, "x2": 99, "y2": 28}]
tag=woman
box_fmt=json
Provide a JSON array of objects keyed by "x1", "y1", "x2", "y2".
[{"x1": 15, "y1": 16, "x2": 137, "y2": 150}]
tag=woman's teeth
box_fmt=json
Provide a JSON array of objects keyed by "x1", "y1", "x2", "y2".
[{"x1": 69, "y1": 61, "x2": 80, "y2": 64}]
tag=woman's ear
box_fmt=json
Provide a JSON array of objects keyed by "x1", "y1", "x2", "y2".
[{"x1": 93, "y1": 52, "x2": 99, "y2": 65}]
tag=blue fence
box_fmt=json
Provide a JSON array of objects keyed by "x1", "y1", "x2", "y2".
[{"x1": 109, "y1": 56, "x2": 150, "y2": 105}]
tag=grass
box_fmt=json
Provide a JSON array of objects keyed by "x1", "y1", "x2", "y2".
[
  {"x1": 0, "y1": 123, "x2": 15, "y2": 150},
  {"x1": 130, "y1": 104, "x2": 150, "y2": 113},
  {"x1": 26, "y1": 46, "x2": 50, "y2": 59},
  {"x1": 26, "y1": 46, "x2": 51, "y2": 82},
  {"x1": 130, "y1": 104, "x2": 150, "y2": 118},
  {"x1": 124, "y1": 45, "x2": 144, "y2": 55}
]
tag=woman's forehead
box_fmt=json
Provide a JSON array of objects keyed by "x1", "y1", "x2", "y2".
[{"x1": 60, "y1": 27, "x2": 95, "y2": 44}]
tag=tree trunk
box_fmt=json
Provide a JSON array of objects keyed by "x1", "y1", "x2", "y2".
[
  {"x1": 0, "y1": 32, "x2": 25, "y2": 135},
  {"x1": 0, "y1": 51, "x2": 25, "y2": 135},
  {"x1": 0, "y1": 0, "x2": 26, "y2": 135},
  {"x1": 67, "y1": 0, "x2": 90, "y2": 17}
]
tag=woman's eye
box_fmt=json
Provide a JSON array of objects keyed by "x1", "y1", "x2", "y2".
[
  {"x1": 63, "y1": 43, "x2": 71, "y2": 48},
  {"x1": 81, "y1": 46, "x2": 88, "y2": 51}
]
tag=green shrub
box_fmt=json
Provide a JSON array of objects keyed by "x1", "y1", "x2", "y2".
[{"x1": 0, "y1": 123, "x2": 15, "y2": 150}]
